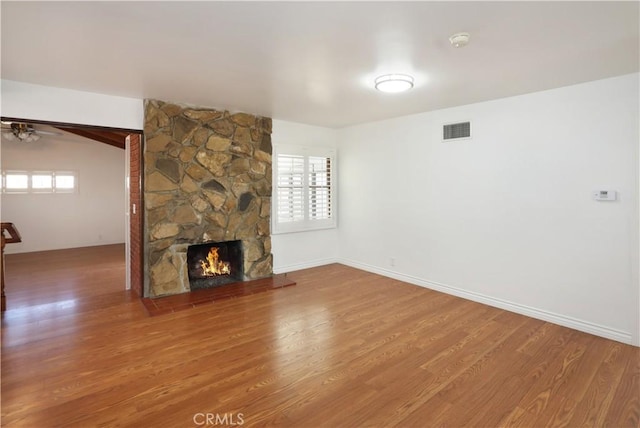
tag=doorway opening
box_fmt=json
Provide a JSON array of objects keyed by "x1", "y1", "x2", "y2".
[{"x1": 0, "y1": 116, "x2": 143, "y2": 312}]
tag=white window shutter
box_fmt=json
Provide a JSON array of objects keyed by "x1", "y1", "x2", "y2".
[
  {"x1": 273, "y1": 145, "x2": 336, "y2": 234},
  {"x1": 308, "y1": 156, "x2": 331, "y2": 220},
  {"x1": 276, "y1": 154, "x2": 305, "y2": 223}
]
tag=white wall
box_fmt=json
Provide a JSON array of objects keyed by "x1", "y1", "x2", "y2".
[
  {"x1": 1, "y1": 80, "x2": 144, "y2": 130},
  {"x1": 1, "y1": 133, "x2": 126, "y2": 253},
  {"x1": 338, "y1": 73, "x2": 640, "y2": 345},
  {"x1": 271, "y1": 119, "x2": 340, "y2": 272}
]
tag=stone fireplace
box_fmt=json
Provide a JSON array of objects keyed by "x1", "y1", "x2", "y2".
[{"x1": 143, "y1": 99, "x2": 273, "y2": 297}]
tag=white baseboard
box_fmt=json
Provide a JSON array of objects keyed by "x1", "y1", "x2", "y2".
[
  {"x1": 273, "y1": 257, "x2": 339, "y2": 275},
  {"x1": 339, "y1": 258, "x2": 633, "y2": 345}
]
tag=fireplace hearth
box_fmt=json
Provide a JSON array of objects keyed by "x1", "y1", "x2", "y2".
[{"x1": 187, "y1": 240, "x2": 243, "y2": 290}]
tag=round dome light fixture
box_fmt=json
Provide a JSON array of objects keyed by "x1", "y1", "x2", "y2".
[
  {"x1": 374, "y1": 74, "x2": 414, "y2": 93},
  {"x1": 449, "y1": 32, "x2": 470, "y2": 48}
]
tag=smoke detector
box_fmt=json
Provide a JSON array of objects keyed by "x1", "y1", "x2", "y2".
[{"x1": 449, "y1": 32, "x2": 470, "y2": 48}]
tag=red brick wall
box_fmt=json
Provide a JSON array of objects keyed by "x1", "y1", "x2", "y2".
[{"x1": 129, "y1": 134, "x2": 143, "y2": 297}]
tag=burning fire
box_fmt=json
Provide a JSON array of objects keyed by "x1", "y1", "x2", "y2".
[{"x1": 200, "y1": 247, "x2": 231, "y2": 276}]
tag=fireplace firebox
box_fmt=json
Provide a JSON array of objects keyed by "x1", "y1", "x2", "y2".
[{"x1": 186, "y1": 240, "x2": 244, "y2": 290}]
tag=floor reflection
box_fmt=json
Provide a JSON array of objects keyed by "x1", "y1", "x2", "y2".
[
  {"x1": 3, "y1": 298, "x2": 78, "y2": 319},
  {"x1": 272, "y1": 304, "x2": 334, "y2": 372}
]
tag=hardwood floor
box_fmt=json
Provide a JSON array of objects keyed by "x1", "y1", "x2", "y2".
[{"x1": 2, "y1": 245, "x2": 639, "y2": 427}]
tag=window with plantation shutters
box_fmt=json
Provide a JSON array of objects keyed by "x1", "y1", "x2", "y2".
[
  {"x1": 276, "y1": 154, "x2": 305, "y2": 224},
  {"x1": 308, "y1": 156, "x2": 331, "y2": 221},
  {"x1": 273, "y1": 145, "x2": 336, "y2": 233}
]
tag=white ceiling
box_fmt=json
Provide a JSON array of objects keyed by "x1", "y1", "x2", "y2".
[{"x1": 1, "y1": 1, "x2": 638, "y2": 128}]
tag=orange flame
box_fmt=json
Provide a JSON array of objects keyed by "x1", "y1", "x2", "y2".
[{"x1": 200, "y1": 247, "x2": 231, "y2": 276}]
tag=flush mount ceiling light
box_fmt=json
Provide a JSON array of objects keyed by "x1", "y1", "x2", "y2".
[
  {"x1": 374, "y1": 74, "x2": 414, "y2": 93},
  {"x1": 449, "y1": 32, "x2": 470, "y2": 48}
]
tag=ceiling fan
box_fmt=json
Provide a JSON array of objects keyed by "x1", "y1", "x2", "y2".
[{"x1": 1, "y1": 121, "x2": 61, "y2": 142}]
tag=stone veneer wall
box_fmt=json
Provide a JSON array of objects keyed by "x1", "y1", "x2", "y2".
[{"x1": 143, "y1": 99, "x2": 273, "y2": 297}]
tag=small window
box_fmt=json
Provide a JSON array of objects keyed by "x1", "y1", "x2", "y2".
[
  {"x1": 54, "y1": 173, "x2": 76, "y2": 192},
  {"x1": 32, "y1": 173, "x2": 53, "y2": 191},
  {"x1": 2, "y1": 170, "x2": 77, "y2": 193},
  {"x1": 4, "y1": 172, "x2": 29, "y2": 192},
  {"x1": 273, "y1": 145, "x2": 336, "y2": 234}
]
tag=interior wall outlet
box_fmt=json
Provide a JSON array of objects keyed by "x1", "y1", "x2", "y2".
[{"x1": 390, "y1": 258, "x2": 396, "y2": 267}]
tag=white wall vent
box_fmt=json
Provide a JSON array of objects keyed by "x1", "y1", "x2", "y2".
[{"x1": 443, "y1": 121, "x2": 471, "y2": 141}]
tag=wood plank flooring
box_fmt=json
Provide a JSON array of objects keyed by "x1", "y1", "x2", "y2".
[{"x1": 2, "y1": 245, "x2": 639, "y2": 427}]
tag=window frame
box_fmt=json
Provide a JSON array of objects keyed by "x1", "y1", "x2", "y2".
[
  {"x1": 2, "y1": 170, "x2": 30, "y2": 193},
  {"x1": 272, "y1": 144, "x2": 337, "y2": 234},
  {"x1": 52, "y1": 171, "x2": 77, "y2": 193},
  {"x1": 31, "y1": 171, "x2": 54, "y2": 193},
  {"x1": 1, "y1": 170, "x2": 78, "y2": 194}
]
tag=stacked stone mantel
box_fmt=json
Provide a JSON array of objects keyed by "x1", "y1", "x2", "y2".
[{"x1": 143, "y1": 100, "x2": 273, "y2": 297}]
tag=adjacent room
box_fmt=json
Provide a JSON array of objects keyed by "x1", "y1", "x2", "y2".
[{"x1": 1, "y1": 1, "x2": 639, "y2": 427}]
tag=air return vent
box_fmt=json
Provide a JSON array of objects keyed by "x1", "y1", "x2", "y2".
[{"x1": 443, "y1": 121, "x2": 471, "y2": 141}]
